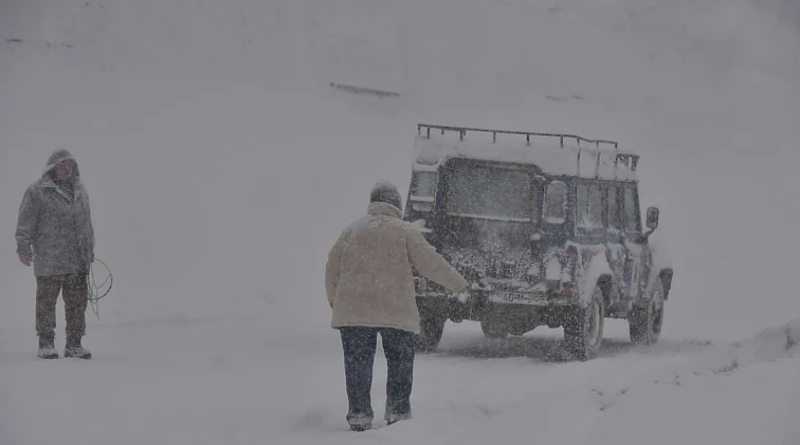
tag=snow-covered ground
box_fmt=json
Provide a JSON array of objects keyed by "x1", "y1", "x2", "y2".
[
  {"x1": 1, "y1": 318, "x2": 798, "y2": 444},
  {"x1": 1, "y1": 0, "x2": 799, "y2": 444}
]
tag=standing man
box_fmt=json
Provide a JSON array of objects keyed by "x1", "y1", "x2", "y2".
[
  {"x1": 15, "y1": 148, "x2": 95, "y2": 360},
  {"x1": 325, "y1": 182, "x2": 469, "y2": 431}
]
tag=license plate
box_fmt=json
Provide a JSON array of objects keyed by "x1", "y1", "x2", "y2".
[{"x1": 497, "y1": 292, "x2": 538, "y2": 304}]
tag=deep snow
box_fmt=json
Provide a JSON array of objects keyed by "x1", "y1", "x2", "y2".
[{"x1": 1, "y1": 0, "x2": 799, "y2": 443}]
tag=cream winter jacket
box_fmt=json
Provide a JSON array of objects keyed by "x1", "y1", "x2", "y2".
[{"x1": 326, "y1": 201, "x2": 469, "y2": 334}]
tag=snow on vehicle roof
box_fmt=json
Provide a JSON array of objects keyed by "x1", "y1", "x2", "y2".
[{"x1": 412, "y1": 124, "x2": 640, "y2": 182}]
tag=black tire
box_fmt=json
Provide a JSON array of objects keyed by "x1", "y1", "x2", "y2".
[
  {"x1": 415, "y1": 306, "x2": 445, "y2": 352},
  {"x1": 563, "y1": 284, "x2": 604, "y2": 361},
  {"x1": 629, "y1": 279, "x2": 665, "y2": 345},
  {"x1": 480, "y1": 319, "x2": 508, "y2": 339}
]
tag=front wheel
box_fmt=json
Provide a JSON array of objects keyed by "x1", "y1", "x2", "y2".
[
  {"x1": 629, "y1": 279, "x2": 665, "y2": 345},
  {"x1": 563, "y1": 284, "x2": 604, "y2": 361}
]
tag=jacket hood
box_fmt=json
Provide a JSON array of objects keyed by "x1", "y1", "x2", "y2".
[
  {"x1": 367, "y1": 201, "x2": 402, "y2": 219},
  {"x1": 42, "y1": 148, "x2": 80, "y2": 177}
]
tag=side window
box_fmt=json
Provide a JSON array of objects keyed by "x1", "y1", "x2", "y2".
[
  {"x1": 623, "y1": 186, "x2": 640, "y2": 232},
  {"x1": 607, "y1": 185, "x2": 620, "y2": 229},
  {"x1": 412, "y1": 171, "x2": 437, "y2": 199},
  {"x1": 543, "y1": 181, "x2": 566, "y2": 223},
  {"x1": 409, "y1": 171, "x2": 437, "y2": 212},
  {"x1": 576, "y1": 184, "x2": 603, "y2": 229}
]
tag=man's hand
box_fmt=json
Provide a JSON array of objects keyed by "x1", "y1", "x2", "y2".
[
  {"x1": 18, "y1": 253, "x2": 32, "y2": 267},
  {"x1": 452, "y1": 287, "x2": 470, "y2": 304}
]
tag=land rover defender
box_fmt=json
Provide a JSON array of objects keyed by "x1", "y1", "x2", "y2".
[{"x1": 404, "y1": 124, "x2": 673, "y2": 361}]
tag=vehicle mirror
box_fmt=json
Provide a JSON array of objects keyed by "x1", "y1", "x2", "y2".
[{"x1": 646, "y1": 207, "x2": 659, "y2": 230}]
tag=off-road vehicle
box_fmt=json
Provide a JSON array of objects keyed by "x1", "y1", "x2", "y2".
[{"x1": 404, "y1": 124, "x2": 673, "y2": 360}]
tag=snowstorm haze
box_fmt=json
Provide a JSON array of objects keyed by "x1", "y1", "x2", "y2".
[{"x1": 0, "y1": 0, "x2": 799, "y2": 444}]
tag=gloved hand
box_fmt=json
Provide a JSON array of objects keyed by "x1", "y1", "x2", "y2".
[{"x1": 452, "y1": 286, "x2": 471, "y2": 304}]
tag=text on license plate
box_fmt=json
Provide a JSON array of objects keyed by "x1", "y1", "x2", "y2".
[{"x1": 498, "y1": 292, "x2": 537, "y2": 303}]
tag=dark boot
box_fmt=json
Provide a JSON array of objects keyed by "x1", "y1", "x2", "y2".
[
  {"x1": 349, "y1": 420, "x2": 372, "y2": 432},
  {"x1": 38, "y1": 333, "x2": 58, "y2": 359},
  {"x1": 64, "y1": 335, "x2": 91, "y2": 359}
]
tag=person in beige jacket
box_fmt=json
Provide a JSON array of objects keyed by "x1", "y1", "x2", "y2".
[{"x1": 326, "y1": 182, "x2": 469, "y2": 431}]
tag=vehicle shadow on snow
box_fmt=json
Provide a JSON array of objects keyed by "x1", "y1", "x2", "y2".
[{"x1": 427, "y1": 333, "x2": 708, "y2": 362}]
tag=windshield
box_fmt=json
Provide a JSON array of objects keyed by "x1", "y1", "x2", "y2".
[{"x1": 443, "y1": 162, "x2": 534, "y2": 222}]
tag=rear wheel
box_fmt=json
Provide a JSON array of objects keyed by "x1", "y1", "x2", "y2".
[
  {"x1": 629, "y1": 279, "x2": 665, "y2": 345},
  {"x1": 563, "y1": 284, "x2": 604, "y2": 361},
  {"x1": 480, "y1": 319, "x2": 508, "y2": 339},
  {"x1": 415, "y1": 305, "x2": 445, "y2": 352}
]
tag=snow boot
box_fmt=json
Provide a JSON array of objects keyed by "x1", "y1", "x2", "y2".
[
  {"x1": 64, "y1": 335, "x2": 91, "y2": 359},
  {"x1": 347, "y1": 413, "x2": 372, "y2": 432},
  {"x1": 385, "y1": 411, "x2": 412, "y2": 426},
  {"x1": 37, "y1": 334, "x2": 58, "y2": 359}
]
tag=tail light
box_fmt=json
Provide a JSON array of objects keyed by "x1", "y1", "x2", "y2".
[
  {"x1": 561, "y1": 244, "x2": 578, "y2": 297},
  {"x1": 561, "y1": 282, "x2": 573, "y2": 298}
]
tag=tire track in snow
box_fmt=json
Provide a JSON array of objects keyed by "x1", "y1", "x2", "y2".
[{"x1": 321, "y1": 336, "x2": 717, "y2": 445}]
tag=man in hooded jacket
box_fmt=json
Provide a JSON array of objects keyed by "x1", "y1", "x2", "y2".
[
  {"x1": 15, "y1": 149, "x2": 95, "y2": 359},
  {"x1": 326, "y1": 182, "x2": 469, "y2": 431}
]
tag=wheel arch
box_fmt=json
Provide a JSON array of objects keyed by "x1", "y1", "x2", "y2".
[
  {"x1": 645, "y1": 235, "x2": 673, "y2": 301},
  {"x1": 597, "y1": 273, "x2": 614, "y2": 306},
  {"x1": 658, "y1": 267, "x2": 673, "y2": 300},
  {"x1": 580, "y1": 252, "x2": 613, "y2": 307}
]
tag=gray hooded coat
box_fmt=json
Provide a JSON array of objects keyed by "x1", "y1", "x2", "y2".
[{"x1": 15, "y1": 149, "x2": 96, "y2": 277}]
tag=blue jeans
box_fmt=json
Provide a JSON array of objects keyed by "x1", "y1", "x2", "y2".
[{"x1": 339, "y1": 327, "x2": 415, "y2": 426}]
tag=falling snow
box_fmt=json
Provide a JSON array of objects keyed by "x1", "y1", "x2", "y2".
[{"x1": 1, "y1": 0, "x2": 799, "y2": 444}]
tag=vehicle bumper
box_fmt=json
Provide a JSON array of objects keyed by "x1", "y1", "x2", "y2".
[
  {"x1": 414, "y1": 278, "x2": 577, "y2": 308},
  {"x1": 485, "y1": 290, "x2": 575, "y2": 307}
]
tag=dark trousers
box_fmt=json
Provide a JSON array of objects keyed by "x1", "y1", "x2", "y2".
[
  {"x1": 35, "y1": 273, "x2": 89, "y2": 339},
  {"x1": 339, "y1": 326, "x2": 415, "y2": 424}
]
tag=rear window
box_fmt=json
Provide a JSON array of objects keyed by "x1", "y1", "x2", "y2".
[{"x1": 445, "y1": 164, "x2": 533, "y2": 221}]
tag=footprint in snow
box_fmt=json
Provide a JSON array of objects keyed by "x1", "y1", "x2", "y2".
[{"x1": 592, "y1": 386, "x2": 630, "y2": 411}]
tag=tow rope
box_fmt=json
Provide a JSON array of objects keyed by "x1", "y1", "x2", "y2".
[{"x1": 87, "y1": 258, "x2": 113, "y2": 321}]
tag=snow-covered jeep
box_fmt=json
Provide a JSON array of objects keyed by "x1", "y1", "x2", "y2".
[{"x1": 404, "y1": 124, "x2": 673, "y2": 360}]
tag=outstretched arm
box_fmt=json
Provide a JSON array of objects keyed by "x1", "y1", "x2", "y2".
[{"x1": 406, "y1": 228, "x2": 468, "y2": 292}]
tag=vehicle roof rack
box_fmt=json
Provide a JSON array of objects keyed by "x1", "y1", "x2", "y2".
[{"x1": 417, "y1": 123, "x2": 640, "y2": 173}]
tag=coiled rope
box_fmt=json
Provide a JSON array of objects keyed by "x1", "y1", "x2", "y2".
[{"x1": 87, "y1": 258, "x2": 113, "y2": 321}]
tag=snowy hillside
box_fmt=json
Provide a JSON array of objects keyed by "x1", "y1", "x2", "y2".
[{"x1": 1, "y1": 0, "x2": 799, "y2": 444}]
